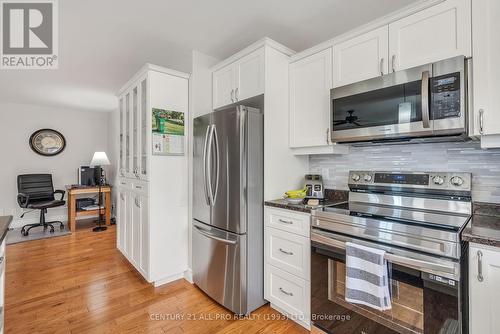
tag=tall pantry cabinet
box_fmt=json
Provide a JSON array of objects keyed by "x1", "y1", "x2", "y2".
[{"x1": 116, "y1": 64, "x2": 190, "y2": 286}]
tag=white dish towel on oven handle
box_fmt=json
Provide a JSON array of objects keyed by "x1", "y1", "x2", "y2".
[{"x1": 345, "y1": 242, "x2": 392, "y2": 311}]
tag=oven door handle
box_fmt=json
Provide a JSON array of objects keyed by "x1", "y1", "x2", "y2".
[{"x1": 311, "y1": 230, "x2": 459, "y2": 280}]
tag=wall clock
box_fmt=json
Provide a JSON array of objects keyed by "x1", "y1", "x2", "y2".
[{"x1": 29, "y1": 129, "x2": 66, "y2": 156}]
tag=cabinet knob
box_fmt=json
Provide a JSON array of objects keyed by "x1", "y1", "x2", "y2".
[{"x1": 391, "y1": 55, "x2": 396, "y2": 73}]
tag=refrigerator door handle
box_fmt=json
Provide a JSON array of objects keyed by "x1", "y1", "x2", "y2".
[
  {"x1": 206, "y1": 124, "x2": 216, "y2": 206},
  {"x1": 203, "y1": 125, "x2": 211, "y2": 206},
  {"x1": 194, "y1": 225, "x2": 237, "y2": 245},
  {"x1": 212, "y1": 125, "x2": 220, "y2": 205}
]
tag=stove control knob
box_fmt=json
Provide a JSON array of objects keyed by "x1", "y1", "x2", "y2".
[
  {"x1": 351, "y1": 173, "x2": 360, "y2": 182},
  {"x1": 433, "y1": 176, "x2": 444, "y2": 185},
  {"x1": 364, "y1": 174, "x2": 372, "y2": 182},
  {"x1": 451, "y1": 176, "x2": 464, "y2": 186}
]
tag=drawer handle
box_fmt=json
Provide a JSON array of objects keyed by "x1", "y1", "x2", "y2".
[
  {"x1": 477, "y1": 250, "x2": 484, "y2": 282},
  {"x1": 279, "y1": 248, "x2": 294, "y2": 256},
  {"x1": 135, "y1": 185, "x2": 143, "y2": 189},
  {"x1": 278, "y1": 219, "x2": 293, "y2": 225},
  {"x1": 279, "y1": 287, "x2": 293, "y2": 297}
]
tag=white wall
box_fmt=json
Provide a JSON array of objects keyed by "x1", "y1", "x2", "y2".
[
  {"x1": 187, "y1": 51, "x2": 219, "y2": 276},
  {"x1": 0, "y1": 102, "x2": 110, "y2": 227}
]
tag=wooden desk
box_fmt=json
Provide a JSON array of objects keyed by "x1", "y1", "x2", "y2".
[{"x1": 66, "y1": 185, "x2": 111, "y2": 232}]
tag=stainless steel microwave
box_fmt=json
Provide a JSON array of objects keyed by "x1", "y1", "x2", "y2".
[{"x1": 331, "y1": 56, "x2": 469, "y2": 144}]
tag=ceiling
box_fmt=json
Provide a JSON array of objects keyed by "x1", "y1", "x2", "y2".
[{"x1": 0, "y1": 0, "x2": 418, "y2": 112}]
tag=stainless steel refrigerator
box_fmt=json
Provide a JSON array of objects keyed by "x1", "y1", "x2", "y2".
[{"x1": 192, "y1": 105, "x2": 264, "y2": 315}]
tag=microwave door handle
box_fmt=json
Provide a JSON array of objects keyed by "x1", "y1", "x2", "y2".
[{"x1": 421, "y1": 70, "x2": 431, "y2": 128}]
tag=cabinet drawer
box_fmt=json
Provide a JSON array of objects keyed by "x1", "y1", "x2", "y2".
[
  {"x1": 117, "y1": 178, "x2": 132, "y2": 189},
  {"x1": 265, "y1": 207, "x2": 311, "y2": 237},
  {"x1": 266, "y1": 227, "x2": 310, "y2": 280},
  {"x1": 131, "y1": 180, "x2": 149, "y2": 196},
  {"x1": 265, "y1": 264, "x2": 310, "y2": 325}
]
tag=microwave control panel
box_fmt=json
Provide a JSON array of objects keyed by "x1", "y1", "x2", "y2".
[{"x1": 431, "y1": 72, "x2": 461, "y2": 120}]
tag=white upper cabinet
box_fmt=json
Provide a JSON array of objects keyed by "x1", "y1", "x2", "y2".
[
  {"x1": 388, "y1": 0, "x2": 471, "y2": 72},
  {"x1": 333, "y1": 26, "x2": 389, "y2": 88},
  {"x1": 289, "y1": 48, "x2": 332, "y2": 148},
  {"x1": 213, "y1": 48, "x2": 265, "y2": 109},
  {"x1": 471, "y1": 0, "x2": 500, "y2": 146},
  {"x1": 235, "y1": 48, "x2": 265, "y2": 102},
  {"x1": 213, "y1": 65, "x2": 235, "y2": 109}
]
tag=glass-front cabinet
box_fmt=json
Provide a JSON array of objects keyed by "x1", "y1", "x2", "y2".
[
  {"x1": 118, "y1": 74, "x2": 149, "y2": 181},
  {"x1": 140, "y1": 78, "x2": 148, "y2": 179},
  {"x1": 119, "y1": 97, "x2": 125, "y2": 177}
]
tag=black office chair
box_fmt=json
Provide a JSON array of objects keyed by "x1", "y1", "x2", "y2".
[{"x1": 17, "y1": 174, "x2": 66, "y2": 236}]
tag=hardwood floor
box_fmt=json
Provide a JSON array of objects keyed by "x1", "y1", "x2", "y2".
[{"x1": 5, "y1": 223, "x2": 308, "y2": 334}]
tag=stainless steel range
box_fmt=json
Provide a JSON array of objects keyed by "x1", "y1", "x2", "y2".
[{"x1": 311, "y1": 171, "x2": 471, "y2": 334}]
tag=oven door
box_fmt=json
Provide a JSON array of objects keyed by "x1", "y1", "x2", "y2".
[{"x1": 311, "y1": 230, "x2": 466, "y2": 334}]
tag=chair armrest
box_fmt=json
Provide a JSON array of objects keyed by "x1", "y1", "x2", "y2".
[
  {"x1": 54, "y1": 190, "x2": 65, "y2": 200},
  {"x1": 17, "y1": 193, "x2": 30, "y2": 208}
]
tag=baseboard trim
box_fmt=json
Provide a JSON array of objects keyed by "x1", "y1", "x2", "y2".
[
  {"x1": 184, "y1": 268, "x2": 193, "y2": 283},
  {"x1": 270, "y1": 303, "x2": 311, "y2": 330},
  {"x1": 153, "y1": 272, "x2": 185, "y2": 287}
]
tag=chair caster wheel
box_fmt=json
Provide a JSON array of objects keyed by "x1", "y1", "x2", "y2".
[
  {"x1": 22, "y1": 230, "x2": 28, "y2": 236},
  {"x1": 50, "y1": 229, "x2": 55, "y2": 234}
]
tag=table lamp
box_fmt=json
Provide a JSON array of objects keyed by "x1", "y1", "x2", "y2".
[{"x1": 90, "y1": 151, "x2": 110, "y2": 232}]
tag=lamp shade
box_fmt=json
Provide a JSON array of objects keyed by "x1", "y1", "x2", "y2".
[{"x1": 89, "y1": 151, "x2": 110, "y2": 167}]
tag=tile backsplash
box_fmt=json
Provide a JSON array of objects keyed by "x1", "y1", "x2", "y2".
[{"x1": 309, "y1": 141, "x2": 500, "y2": 203}]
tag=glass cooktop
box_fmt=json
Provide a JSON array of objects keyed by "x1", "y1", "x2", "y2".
[{"x1": 320, "y1": 201, "x2": 471, "y2": 231}]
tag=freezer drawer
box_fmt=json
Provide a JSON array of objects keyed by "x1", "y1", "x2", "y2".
[{"x1": 192, "y1": 220, "x2": 247, "y2": 314}]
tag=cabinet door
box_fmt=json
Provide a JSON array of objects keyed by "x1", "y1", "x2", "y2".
[
  {"x1": 124, "y1": 90, "x2": 133, "y2": 177},
  {"x1": 131, "y1": 194, "x2": 141, "y2": 267},
  {"x1": 469, "y1": 245, "x2": 500, "y2": 334},
  {"x1": 389, "y1": 0, "x2": 471, "y2": 72},
  {"x1": 125, "y1": 191, "x2": 133, "y2": 257},
  {"x1": 333, "y1": 26, "x2": 389, "y2": 87},
  {"x1": 116, "y1": 188, "x2": 126, "y2": 251},
  {"x1": 289, "y1": 48, "x2": 333, "y2": 148},
  {"x1": 118, "y1": 189, "x2": 131, "y2": 257},
  {"x1": 234, "y1": 48, "x2": 265, "y2": 102},
  {"x1": 119, "y1": 97, "x2": 126, "y2": 177},
  {"x1": 471, "y1": 0, "x2": 500, "y2": 138},
  {"x1": 139, "y1": 195, "x2": 149, "y2": 277},
  {"x1": 132, "y1": 85, "x2": 139, "y2": 179},
  {"x1": 139, "y1": 77, "x2": 149, "y2": 180},
  {"x1": 213, "y1": 65, "x2": 234, "y2": 109}
]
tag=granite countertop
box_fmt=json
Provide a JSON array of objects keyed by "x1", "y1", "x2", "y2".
[
  {"x1": 0, "y1": 216, "x2": 12, "y2": 244},
  {"x1": 462, "y1": 202, "x2": 500, "y2": 247},
  {"x1": 264, "y1": 189, "x2": 348, "y2": 213}
]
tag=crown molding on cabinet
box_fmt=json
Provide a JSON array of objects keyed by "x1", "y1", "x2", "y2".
[
  {"x1": 117, "y1": 63, "x2": 190, "y2": 96},
  {"x1": 211, "y1": 37, "x2": 296, "y2": 72},
  {"x1": 289, "y1": 0, "x2": 446, "y2": 63}
]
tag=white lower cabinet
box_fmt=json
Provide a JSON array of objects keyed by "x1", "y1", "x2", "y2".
[
  {"x1": 469, "y1": 243, "x2": 500, "y2": 334},
  {"x1": 265, "y1": 207, "x2": 311, "y2": 329},
  {"x1": 117, "y1": 179, "x2": 150, "y2": 280}
]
